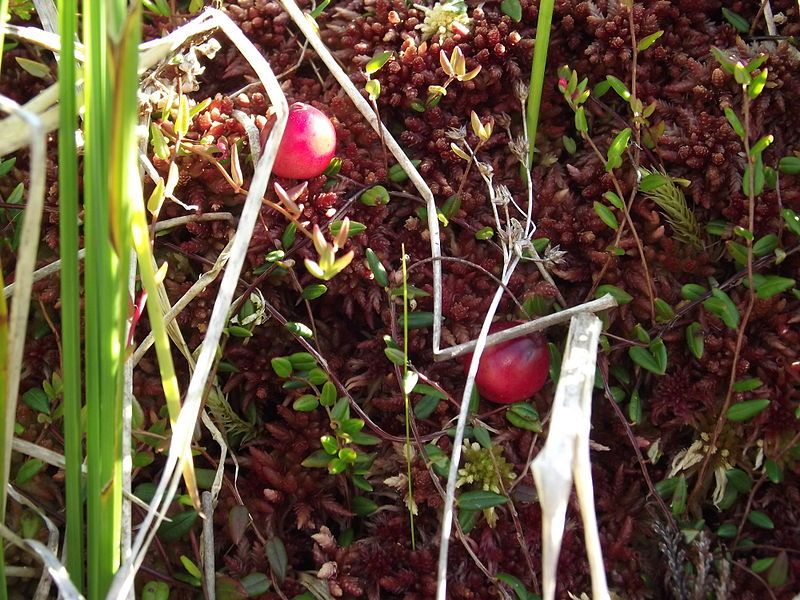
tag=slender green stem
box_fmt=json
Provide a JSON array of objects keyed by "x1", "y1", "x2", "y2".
[
  {"x1": 525, "y1": 0, "x2": 555, "y2": 166},
  {"x1": 58, "y1": 0, "x2": 83, "y2": 590},
  {"x1": 401, "y1": 244, "x2": 415, "y2": 549}
]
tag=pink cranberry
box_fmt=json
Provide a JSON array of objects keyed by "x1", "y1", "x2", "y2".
[
  {"x1": 264, "y1": 102, "x2": 337, "y2": 179},
  {"x1": 463, "y1": 321, "x2": 550, "y2": 404}
]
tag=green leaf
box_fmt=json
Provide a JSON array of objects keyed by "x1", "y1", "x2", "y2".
[
  {"x1": 733, "y1": 377, "x2": 762, "y2": 392},
  {"x1": 751, "y1": 557, "x2": 775, "y2": 573},
  {"x1": 22, "y1": 388, "x2": 50, "y2": 415},
  {"x1": 350, "y1": 432, "x2": 381, "y2": 447},
  {"x1": 778, "y1": 156, "x2": 800, "y2": 175},
  {"x1": 180, "y1": 555, "x2": 202, "y2": 579},
  {"x1": 414, "y1": 395, "x2": 441, "y2": 419},
  {"x1": 15, "y1": 56, "x2": 50, "y2": 79},
  {"x1": 365, "y1": 78, "x2": 381, "y2": 100},
  {"x1": 574, "y1": 106, "x2": 588, "y2": 133},
  {"x1": 388, "y1": 159, "x2": 421, "y2": 183},
  {"x1": 726, "y1": 399, "x2": 770, "y2": 422},
  {"x1": 506, "y1": 402, "x2": 542, "y2": 432},
  {"x1": 764, "y1": 458, "x2": 783, "y2": 484},
  {"x1": 365, "y1": 51, "x2": 392, "y2": 74},
  {"x1": 351, "y1": 496, "x2": 378, "y2": 516},
  {"x1": 562, "y1": 135, "x2": 577, "y2": 154},
  {"x1": 424, "y1": 444, "x2": 450, "y2": 477},
  {"x1": 722, "y1": 7, "x2": 749, "y2": 33},
  {"x1": 301, "y1": 450, "x2": 332, "y2": 468},
  {"x1": 781, "y1": 208, "x2": 800, "y2": 237},
  {"x1": 747, "y1": 510, "x2": 774, "y2": 530},
  {"x1": 0, "y1": 157, "x2": 16, "y2": 178},
  {"x1": 726, "y1": 241, "x2": 748, "y2": 265},
  {"x1": 365, "y1": 248, "x2": 389, "y2": 287},
  {"x1": 605, "y1": 75, "x2": 631, "y2": 101},
  {"x1": 472, "y1": 426, "x2": 492, "y2": 449},
  {"x1": 158, "y1": 510, "x2": 198, "y2": 543},
  {"x1": 726, "y1": 468, "x2": 752, "y2": 493},
  {"x1": 686, "y1": 321, "x2": 705, "y2": 360},
  {"x1": 593, "y1": 202, "x2": 619, "y2": 230},
  {"x1": 716, "y1": 523, "x2": 738, "y2": 538},
  {"x1": 752, "y1": 234, "x2": 778, "y2": 256},
  {"x1": 271, "y1": 357, "x2": 293, "y2": 378},
  {"x1": 629, "y1": 340, "x2": 667, "y2": 375},
  {"x1": 329, "y1": 220, "x2": 366, "y2": 238},
  {"x1": 285, "y1": 322, "x2": 313, "y2": 339},
  {"x1": 309, "y1": 0, "x2": 331, "y2": 17},
  {"x1": 749, "y1": 135, "x2": 773, "y2": 158},
  {"x1": 241, "y1": 573, "x2": 271, "y2": 597},
  {"x1": 320, "y1": 381, "x2": 337, "y2": 407},
  {"x1": 281, "y1": 222, "x2": 297, "y2": 249},
  {"x1": 767, "y1": 551, "x2": 788, "y2": 587},
  {"x1": 402, "y1": 371, "x2": 419, "y2": 395},
  {"x1": 458, "y1": 490, "x2": 508, "y2": 511},
  {"x1": 293, "y1": 394, "x2": 319, "y2": 412},
  {"x1": 606, "y1": 128, "x2": 632, "y2": 171},
  {"x1": 742, "y1": 154, "x2": 765, "y2": 197},
  {"x1": 360, "y1": 185, "x2": 389, "y2": 206},
  {"x1": 266, "y1": 537, "x2": 288, "y2": 583},
  {"x1": 384, "y1": 347, "x2": 406, "y2": 365},
  {"x1": 496, "y1": 573, "x2": 535, "y2": 600},
  {"x1": 175, "y1": 94, "x2": 190, "y2": 137},
  {"x1": 681, "y1": 284, "x2": 706, "y2": 301},
  {"x1": 595, "y1": 284, "x2": 632, "y2": 305},
  {"x1": 141, "y1": 580, "x2": 171, "y2": 600},
  {"x1": 399, "y1": 311, "x2": 435, "y2": 330},
  {"x1": 628, "y1": 389, "x2": 642, "y2": 423},
  {"x1": 301, "y1": 284, "x2": 327, "y2": 300},
  {"x1": 500, "y1": 0, "x2": 522, "y2": 21},
  {"x1": 288, "y1": 352, "x2": 317, "y2": 371},
  {"x1": 703, "y1": 288, "x2": 739, "y2": 329},
  {"x1": 603, "y1": 191, "x2": 624, "y2": 209},
  {"x1": 655, "y1": 477, "x2": 678, "y2": 498},
  {"x1": 654, "y1": 298, "x2": 675, "y2": 322},
  {"x1": 753, "y1": 274, "x2": 795, "y2": 299},
  {"x1": 637, "y1": 30, "x2": 664, "y2": 51},
  {"x1": 331, "y1": 397, "x2": 350, "y2": 422},
  {"x1": 458, "y1": 508, "x2": 479, "y2": 533},
  {"x1": 411, "y1": 383, "x2": 446, "y2": 399},
  {"x1": 15, "y1": 459, "x2": 44, "y2": 485},
  {"x1": 441, "y1": 194, "x2": 461, "y2": 220},
  {"x1": 671, "y1": 475, "x2": 687, "y2": 514},
  {"x1": 723, "y1": 107, "x2": 745, "y2": 139},
  {"x1": 352, "y1": 474, "x2": 373, "y2": 492}
]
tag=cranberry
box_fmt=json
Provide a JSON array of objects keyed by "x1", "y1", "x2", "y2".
[
  {"x1": 463, "y1": 321, "x2": 550, "y2": 404},
  {"x1": 265, "y1": 102, "x2": 337, "y2": 179}
]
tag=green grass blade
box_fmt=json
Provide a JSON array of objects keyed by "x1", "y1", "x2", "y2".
[
  {"x1": 525, "y1": 0, "x2": 554, "y2": 166},
  {"x1": 0, "y1": 259, "x2": 8, "y2": 599},
  {"x1": 83, "y1": 0, "x2": 123, "y2": 594},
  {"x1": 57, "y1": 0, "x2": 83, "y2": 590}
]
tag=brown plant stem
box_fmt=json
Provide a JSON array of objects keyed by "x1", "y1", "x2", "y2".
[{"x1": 688, "y1": 93, "x2": 757, "y2": 513}]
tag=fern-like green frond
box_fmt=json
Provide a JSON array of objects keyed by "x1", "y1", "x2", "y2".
[{"x1": 639, "y1": 167, "x2": 703, "y2": 250}]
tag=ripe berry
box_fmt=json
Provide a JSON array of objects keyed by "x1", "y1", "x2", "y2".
[
  {"x1": 463, "y1": 321, "x2": 550, "y2": 404},
  {"x1": 265, "y1": 102, "x2": 337, "y2": 179}
]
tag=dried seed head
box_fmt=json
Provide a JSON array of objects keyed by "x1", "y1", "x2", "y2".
[
  {"x1": 494, "y1": 112, "x2": 512, "y2": 130},
  {"x1": 477, "y1": 161, "x2": 494, "y2": 180},
  {"x1": 445, "y1": 125, "x2": 467, "y2": 141},
  {"x1": 508, "y1": 136, "x2": 527, "y2": 162},
  {"x1": 493, "y1": 184, "x2": 512, "y2": 206},
  {"x1": 514, "y1": 80, "x2": 529, "y2": 102}
]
